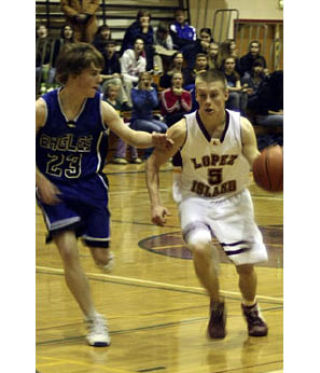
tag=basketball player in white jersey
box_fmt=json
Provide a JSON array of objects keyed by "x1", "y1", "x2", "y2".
[{"x1": 145, "y1": 69, "x2": 268, "y2": 338}]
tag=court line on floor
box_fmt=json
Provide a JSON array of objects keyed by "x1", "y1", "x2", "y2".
[
  {"x1": 37, "y1": 305, "x2": 282, "y2": 346},
  {"x1": 37, "y1": 355, "x2": 133, "y2": 373},
  {"x1": 36, "y1": 265, "x2": 283, "y2": 304}
]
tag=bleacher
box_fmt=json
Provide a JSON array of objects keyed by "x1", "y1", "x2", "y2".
[
  {"x1": 35, "y1": 1, "x2": 282, "y2": 153},
  {"x1": 36, "y1": 0, "x2": 189, "y2": 42}
]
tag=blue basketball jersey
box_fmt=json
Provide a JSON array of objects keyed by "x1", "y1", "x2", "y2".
[{"x1": 36, "y1": 89, "x2": 109, "y2": 183}]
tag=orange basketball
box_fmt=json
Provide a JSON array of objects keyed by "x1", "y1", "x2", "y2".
[{"x1": 252, "y1": 145, "x2": 283, "y2": 192}]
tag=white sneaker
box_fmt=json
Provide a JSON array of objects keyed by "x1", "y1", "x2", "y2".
[
  {"x1": 85, "y1": 314, "x2": 111, "y2": 347},
  {"x1": 98, "y1": 252, "x2": 115, "y2": 273}
]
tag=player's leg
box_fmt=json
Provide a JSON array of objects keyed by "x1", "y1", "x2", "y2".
[
  {"x1": 180, "y1": 198, "x2": 226, "y2": 338},
  {"x1": 236, "y1": 263, "x2": 257, "y2": 302},
  {"x1": 89, "y1": 247, "x2": 114, "y2": 273},
  {"x1": 54, "y1": 230, "x2": 97, "y2": 318},
  {"x1": 210, "y1": 189, "x2": 268, "y2": 336},
  {"x1": 54, "y1": 230, "x2": 111, "y2": 346},
  {"x1": 187, "y1": 228, "x2": 226, "y2": 339},
  {"x1": 236, "y1": 264, "x2": 268, "y2": 336}
]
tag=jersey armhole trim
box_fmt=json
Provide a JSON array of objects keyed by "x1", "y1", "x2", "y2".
[
  {"x1": 179, "y1": 117, "x2": 188, "y2": 152},
  {"x1": 99, "y1": 96, "x2": 108, "y2": 132}
]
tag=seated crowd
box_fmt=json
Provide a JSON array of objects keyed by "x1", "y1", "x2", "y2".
[{"x1": 36, "y1": 8, "x2": 283, "y2": 157}]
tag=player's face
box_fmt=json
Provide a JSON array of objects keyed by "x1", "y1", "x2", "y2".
[
  {"x1": 196, "y1": 80, "x2": 228, "y2": 117},
  {"x1": 73, "y1": 64, "x2": 102, "y2": 98}
]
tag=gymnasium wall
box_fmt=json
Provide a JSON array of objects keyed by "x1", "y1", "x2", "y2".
[{"x1": 188, "y1": 0, "x2": 283, "y2": 31}]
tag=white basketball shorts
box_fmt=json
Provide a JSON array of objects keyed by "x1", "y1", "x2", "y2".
[{"x1": 179, "y1": 188, "x2": 268, "y2": 266}]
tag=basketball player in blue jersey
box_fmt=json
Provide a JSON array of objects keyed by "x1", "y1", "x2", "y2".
[
  {"x1": 36, "y1": 43, "x2": 173, "y2": 347},
  {"x1": 146, "y1": 69, "x2": 268, "y2": 339}
]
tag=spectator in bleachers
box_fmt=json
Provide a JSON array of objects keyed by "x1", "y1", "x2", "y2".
[
  {"x1": 130, "y1": 72, "x2": 168, "y2": 159},
  {"x1": 92, "y1": 25, "x2": 111, "y2": 53},
  {"x1": 159, "y1": 52, "x2": 188, "y2": 89},
  {"x1": 184, "y1": 53, "x2": 209, "y2": 90},
  {"x1": 170, "y1": 8, "x2": 196, "y2": 50},
  {"x1": 153, "y1": 22, "x2": 177, "y2": 74},
  {"x1": 52, "y1": 24, "x2": 75, "y2": 69},
  {"x1": 160, "y1": 71, "x2": 192, "y2": 126},
  {"x1": 120, "y1": 10, "x2": 154, "y2": 71},
  {"x1": 223, "y1": 56, "x2": 248, "y2": 115},
  {"x1": 184, "y1": 53, "x2": 209, "y2": 111},
  {"x1": 36, "y1": 24, "x2": 55, "y2": 91},
  {"x1": 120, "y1": 37, "x2": 147, "y2": 106},
  {"x1": 208, "y1": 42, "x2": 219, "y2": 69},
  {"x1": 160, "y1": 71, "x2": 192, "y2": 200},
  {"x1": 250, "y1": 70, "x2": 283, "y2": 149},
  {"x1": 100, "y1": 40, "x2": 131, "y2": 111},
  {"x1": 183, "y1": 28, "x2": 212, "y2": 69},
  {"x1": 254, "y1": 70, "x2": 283, "y2": 127},
  {"x1": 239, "y1": 40, "x2": 267, "y2": 77},
  {"x1": 103, "y1": 84, "x2": 141, "y2": 165},
  {"x1": 60, "y1": 0, "x2": 99, "y2": 42},
  {"x1": 217, "y1": 39, "x2": 240, "y2": 73},
  {"x1": 241, "y1": 58, "x2": 267, "y2": 112}
]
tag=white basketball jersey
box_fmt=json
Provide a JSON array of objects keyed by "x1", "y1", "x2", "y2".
[{"x1": 180, "y1": 109, "x2": 250, "y2": 201}]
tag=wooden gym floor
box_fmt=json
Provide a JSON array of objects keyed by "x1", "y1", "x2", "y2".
[{"x1": 36, "y1": 161, "x2": 283, "y2": 373}]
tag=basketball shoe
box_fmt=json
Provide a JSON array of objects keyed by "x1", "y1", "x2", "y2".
[
  {"x1": 241, "y1": 303, "x2": 268, "y2": 336},
  {"x1": 207, "y1": 300, "x2": 226, "y2": 339},
  {"x1": 85, "y1": 314, "x2": 111, "y2": 347}
]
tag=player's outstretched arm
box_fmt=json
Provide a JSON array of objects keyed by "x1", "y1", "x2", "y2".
[
  {"x1": 101, "y1": 101, "x2": 173, "y2": 150},
  {"x1": 145, "y1": 120, "x2": 186, "y2": 226},
  {"x1": 240, "y1": 116, "x2": 261, "y2": 168}
]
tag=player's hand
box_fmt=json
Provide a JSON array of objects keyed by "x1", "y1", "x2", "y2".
[
  {"x1": 37, "y1": 176, "x2": 62, "y2": 205},
  {"x1": 151, "y1": 205, "x2": 171, "y2": 226},
  {"x1": 152, "y1": 132, "x2": 174, "y2": 151}
]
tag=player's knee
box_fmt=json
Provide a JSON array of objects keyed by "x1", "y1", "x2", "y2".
[
  {"x1": 187, "y1": 229, "x2": 212, "y2": 257},
  {"x1": 58, "y1": 245, "x2": 79, "y2": 265}
]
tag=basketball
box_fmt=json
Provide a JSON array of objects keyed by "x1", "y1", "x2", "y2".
[{"x1": 252, "y1": 145, "x2": 283, "y2": 192}]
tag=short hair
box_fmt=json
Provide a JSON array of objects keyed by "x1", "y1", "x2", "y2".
[
  {"x1": 137, "y1": 10, "x2": 151, "y2": 20},
  {"x1": 134, "y1": 37, "x2": 144, "y2": 44},
  {"x1": 56, "y1": 43, "x2": 104, "y2": 85},
  {"x1": 249, "y1": 40, "x2": 261, "y2": 50},
  {"x1": 196, "y1": 53, "x2": 208, "y2": 60},
  {"x1": 139, "y1": 71, "x2": 152, "y2": 81},
  {"x1": 175, "y1": 8, "x2": 184, "y2": 16},
  {"x1": 195, "y1": 69, "x2": 227, "y2": 89},
  {"x1": 200, "y1": 28, "x2": 211, "y2": 36},
  {"x1": 252, "y1": 58, "x2": 264, "y2": 68}
]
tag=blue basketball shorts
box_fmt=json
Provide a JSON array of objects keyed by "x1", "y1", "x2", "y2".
[{"x1": 37, "y1": 174, "x2": 110, "y2": 248}]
